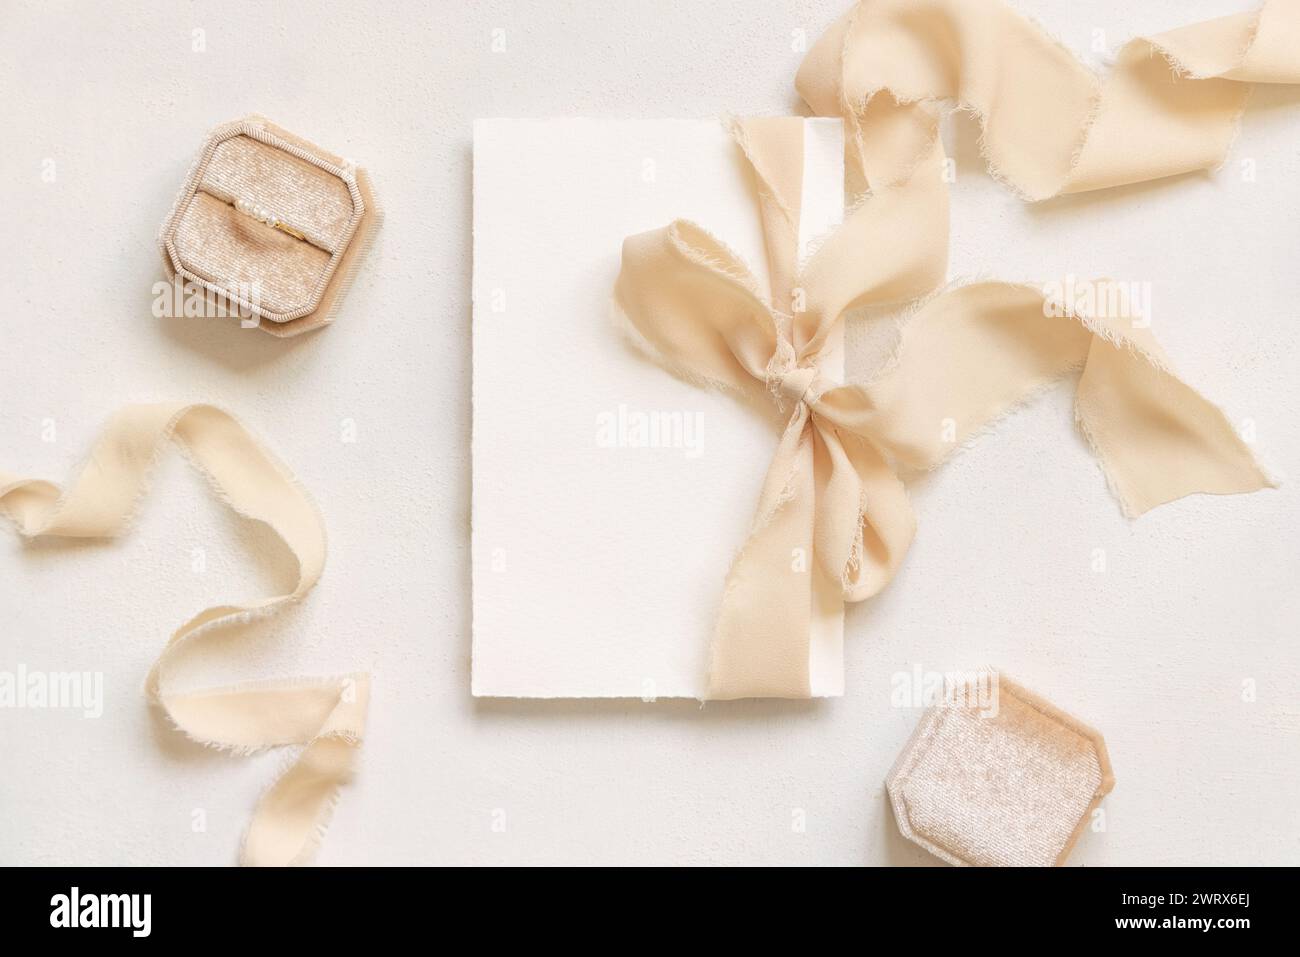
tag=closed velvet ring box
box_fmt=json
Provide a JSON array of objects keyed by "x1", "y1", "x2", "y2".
[{"x1": 158, "y1": 115, "x2": 380, "y2": 336}]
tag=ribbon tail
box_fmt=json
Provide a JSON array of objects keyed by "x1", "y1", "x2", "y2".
[
  {"x1": 819, "y1": 282, "x2": 1273, "y2": 516},
  {"x1": 707, "y1": 407, "x2": 820, "y2": 699},
  {"x1": 812, "y1": 417, "x2": 915, "y2": 602},
  {"x1": 1074, "y1": 318, "x2": 1274, "y2": 517}
]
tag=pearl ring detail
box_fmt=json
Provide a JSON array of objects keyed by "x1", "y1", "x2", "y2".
[{"x1": 234, "y1": 196, "x2": 306, "y2": 240}]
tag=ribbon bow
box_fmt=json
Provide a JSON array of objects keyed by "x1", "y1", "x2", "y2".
[{"x1": 615, "y1": 117, "x2": 1270, "y2": 700}]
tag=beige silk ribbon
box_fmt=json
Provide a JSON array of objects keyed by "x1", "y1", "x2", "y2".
[
  {"x1": 616, "y1": 116, "x2": 1272, "y2": 700},
  {"x1": 796, "y1": 0, "x2": 1300, "y2": 199},
  {"x1": 0, "y1": 403, "x2": 367, "y2": 865}
]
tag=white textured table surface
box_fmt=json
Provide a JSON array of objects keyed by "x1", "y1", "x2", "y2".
[{"x1": 1, "y1": 0, "x2": 1296, "y2": 866}]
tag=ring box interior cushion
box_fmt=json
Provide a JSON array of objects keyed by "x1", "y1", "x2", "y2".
[{"x1": 159, "y1": 116, "x2": 379, "y2": 336}]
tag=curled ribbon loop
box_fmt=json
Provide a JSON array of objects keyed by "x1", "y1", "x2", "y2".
[
  {"x1": 0, "y1": 403, "x2": 367, "y2": 865},
  {"x1": 615, "y1": 118, "x2": 1272, "y2": 700}
]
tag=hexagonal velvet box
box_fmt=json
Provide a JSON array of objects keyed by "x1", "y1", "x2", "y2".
[
  {"x1": 158, "y1": 115, "x2": 379, "y2": 337},
  {"x1": 887, "y1": 673, "x2": 1114, "y2": 866}
]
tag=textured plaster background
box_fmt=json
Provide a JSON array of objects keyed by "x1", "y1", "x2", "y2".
[{"x1": 0, "y1": 0, "x2": 1296, "y2": 865}]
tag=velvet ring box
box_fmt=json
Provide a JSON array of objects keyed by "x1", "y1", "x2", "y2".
[{"x1": 158, "y1": 115, "x2": 380, "y2": 336}]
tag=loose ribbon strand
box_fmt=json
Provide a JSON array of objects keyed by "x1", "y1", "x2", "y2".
[
  {"x1": 797, "y1": 0, "x2": 1300, "y2": 199},
  {"x1": 0, "y1": 403, "x2": 367, "y2": 865}
]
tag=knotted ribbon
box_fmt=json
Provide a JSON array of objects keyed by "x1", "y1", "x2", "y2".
[
  {"x1": 0, "y1": 404, "x2": 367, "y2": 865},
  {"x1": 616, "y1": 115, "x2": 1272, "y2": 700}
]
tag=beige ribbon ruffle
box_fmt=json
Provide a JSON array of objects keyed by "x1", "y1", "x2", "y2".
[
  {"x1": 0, "y1": 403, "x2": 367, "y2": 865},
  {"x1": 797, "y1": 0, "x2": 1300, "y2": 199},
  {"x1": 615, "y1": 114, "x2": 1273, "y2": 700}
]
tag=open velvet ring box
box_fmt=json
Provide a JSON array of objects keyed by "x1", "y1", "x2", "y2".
[{"x1": 158, "y1": 115, "x2": 380, "y2": 336}]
